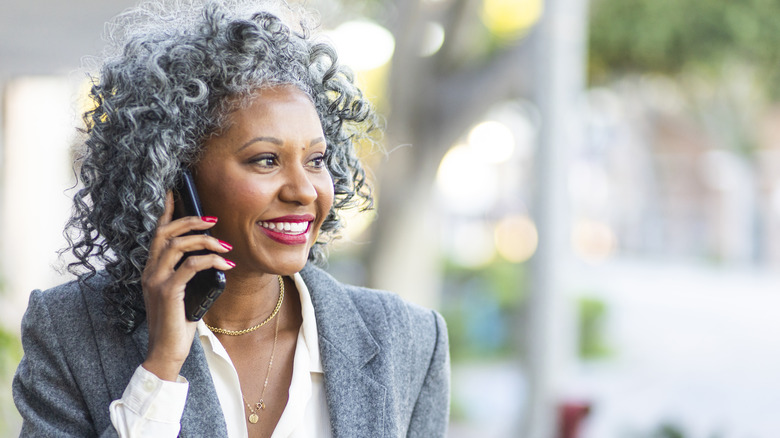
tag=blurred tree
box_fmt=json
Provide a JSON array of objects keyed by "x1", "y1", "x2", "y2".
[
  {"x1": 333, "y1": 0, "x2": 536, "y2": 303},
  {"x1": 589, "y1": 0, "x2": 780, "y2": 98},
  {"x1": 588, "y1": 0, "x2": 778, "y2": 263}
]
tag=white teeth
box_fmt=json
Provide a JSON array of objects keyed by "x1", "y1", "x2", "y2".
[{"x1": 260, "y1": 221, "x2": 308, "y2": 234}]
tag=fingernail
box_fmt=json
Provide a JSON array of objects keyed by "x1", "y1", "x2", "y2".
[
  {"x1": 202, "y1": 216, "x2": 218, "y2": 223},
  {"x1": 218, "y1": 240, "x2": 232, "y2": 250},
  {"x1": 224, "y1": 259, "x2": 236, "y2": 268}
]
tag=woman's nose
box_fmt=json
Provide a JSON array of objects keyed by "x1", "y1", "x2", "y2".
[{"x1": 279, "y1": 164, "x2": 318, "y2": 205}]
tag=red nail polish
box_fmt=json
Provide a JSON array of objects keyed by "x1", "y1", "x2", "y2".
[
  {"x1": 224, "y1": 259, "x2": 236, "y2": 268},
  {"x1": 202, "y1": 216, "x2": 218, "y2": 223},
  {"x1": 219, "y1": 240, "x2": 232, "y2": 250}
]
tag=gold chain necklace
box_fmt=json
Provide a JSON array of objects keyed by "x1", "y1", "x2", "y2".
[
  {"x1": 243, "y1": 303, "x2": 280, "y2": 424},
  {"x1": 205, "y1": 276, "x2": 284, "y2": 336}
]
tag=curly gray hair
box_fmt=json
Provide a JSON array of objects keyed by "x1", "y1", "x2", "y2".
[{"x1": 65, "y1": 0, "x2": 377, "y2": 333}]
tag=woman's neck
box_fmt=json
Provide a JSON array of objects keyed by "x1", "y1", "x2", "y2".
[{"x1": 201, "y1": 270, "x2": 284, "y2": 330}]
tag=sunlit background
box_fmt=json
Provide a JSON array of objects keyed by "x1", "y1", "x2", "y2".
[{"x1": 3, "y1": 0, "x2": 780, "y2": 437}]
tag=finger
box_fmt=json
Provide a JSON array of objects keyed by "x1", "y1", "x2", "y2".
[
  {"x1": 170, "y1": 253, "x2": 235, "y2": 285},
  {"x1": 157, "y1": 215, "x2": 219, "y2": 240},
  {"x1": 142, "y1": 250, "x2": 233, "y2": 301},
  {"x1": 149, "y1": 215, "x2": 217, "y2": 262},
  {"x1": 171, "y1": 234, "x2": 232, "y2": 254},
  {"x1": 155, "y1": 234, "x2": 232, "y2": 271}
]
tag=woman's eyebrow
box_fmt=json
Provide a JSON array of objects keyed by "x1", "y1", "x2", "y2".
[
  {"x1": 239, "y1": 136, "x2": 282, "y2": 151},
  {"x1": 239, "y1": 136, "x2": 326, "y2": 151}
]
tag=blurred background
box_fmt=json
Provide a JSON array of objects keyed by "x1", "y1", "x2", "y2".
[{"x1": 3, "y1": 0, "x2": 780, "y2": 436}]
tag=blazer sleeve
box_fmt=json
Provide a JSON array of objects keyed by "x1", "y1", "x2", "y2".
[
  {"x1": 13, "y1": 290, "x2": 119, "y2": 438},
  {"x1": 406, "y1": 309, "x2": 451, "y2": 438}
]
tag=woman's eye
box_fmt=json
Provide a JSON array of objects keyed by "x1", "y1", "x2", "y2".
[
  {"x1": 250, "y1": 155, "x2": 277, "y2": 167},
  {"x1": 309, "y1": 155, "x2": 326, "y2": 168}
]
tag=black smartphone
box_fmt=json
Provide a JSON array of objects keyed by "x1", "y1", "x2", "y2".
[{"x1": 173, "y1": 169, "x2": 227, "y2": 321}]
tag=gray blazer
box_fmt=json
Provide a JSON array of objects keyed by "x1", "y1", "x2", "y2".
[{"x1": 13, "y1": 263, "x2": 450, "y2": 437}]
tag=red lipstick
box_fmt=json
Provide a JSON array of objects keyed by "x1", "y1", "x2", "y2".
[{"x1": 258, "y1": 214, "x2": 314, "y2": 245}]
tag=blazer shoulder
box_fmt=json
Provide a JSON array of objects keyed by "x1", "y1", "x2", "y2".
[
  {"x1": 342, "y1": 283, "x2": 446, "y2": 353},
  {"x1": 15, "y1": 272, "x2": 134, "y2": 436},
  {"x1": 301, "y1": 262, "x2": 446, "y2": 353},
  {"x1": 344, "y1": 284, "x2": 438, "y2": 324},
  {"x1": 23, "y1": 272, "x2": 115, "y2": 342},
  {"x1": 33, "y1": 270, "x2": 109, "y2": 300}
]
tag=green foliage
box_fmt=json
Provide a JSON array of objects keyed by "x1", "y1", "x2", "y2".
[
  {"x1": 0, "y1": 274, "x2": 21, "y2": 375},
  {"x1": 441, "y1": 258, "x2": 615, "y2": 362},
  {"x1": 577, "y1": 296, "x2": 612, "y2": 360},
  {"x1": 0, "y1": 326, "x2": 22, "y2": 436},
  {"x1": 0, "y1": 328, "x2": 22, "y2": 377},
  {"x1": 589, "y1": 0, "x2": 780, "y2": 97},
  {"x1": 0, "y1": 272, "x2": 23, "y2": 434},
  {"x1": 0, "y1": 274, "x2": 22, "y2": 376},
  {"x1": 652, "y1": 423, "x2": 686, "y2": 438},
  {"x1": 441, "y1": 259, "x2": 528, "y2": 362},
  {"x1": 634, "y1": 421, "x2": 725, "y2": 438}
]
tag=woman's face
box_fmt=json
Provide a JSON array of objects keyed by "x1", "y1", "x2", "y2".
[{"x1": 193, "y1": 86, "x2": 334, "y2": 276}]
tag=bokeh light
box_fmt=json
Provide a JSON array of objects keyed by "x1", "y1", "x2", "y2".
[
  {"x1": 326, "y1": 20, "x2": 395, "y2": 71},
  {"x1": 571, "y1": 219, "x2": 617, "y2": 263},
  {"x1": 467, "y1": 120, "x2": 516, "y2": 163},
  {"x1": 436, "y1": 144, "x2": 500, "y2": 215},
  {"x1": 481, "y1": 0, "x2": 543, "y2": 38},
  {"x1": 420, "y1": 22, "x2": 446, "y2": 57},
  {"x1": 494, "y1": 214, "x2": 538, "y2": 263},
  {"x1": 447, "y1": 221, "x2": 497, "y2": 268}
]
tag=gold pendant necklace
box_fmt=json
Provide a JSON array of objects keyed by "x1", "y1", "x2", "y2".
[{"x1": 243, "y1": 293, "x2": 281, "y2": 425}]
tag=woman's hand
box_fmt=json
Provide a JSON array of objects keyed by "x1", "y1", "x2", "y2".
[{"x1": 141, "y1": 192, "x2": 234, "y2": 381}]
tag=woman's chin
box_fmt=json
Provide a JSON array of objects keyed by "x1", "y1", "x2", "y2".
[{"x1": 235, "y1": 254, "x2": 310, "y2": 277}]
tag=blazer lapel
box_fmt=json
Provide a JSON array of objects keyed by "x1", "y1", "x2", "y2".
[
  {"x1": 301, "y1": 265, "x2": 387, "y2": 437},
  {"x1": 131, "y1": 322, "x2": 229, "y2": 437}
]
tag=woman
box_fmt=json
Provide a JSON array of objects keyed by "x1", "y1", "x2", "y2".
[{"x1": 12, "y1": 1, "x2": 450, "y2": 437}]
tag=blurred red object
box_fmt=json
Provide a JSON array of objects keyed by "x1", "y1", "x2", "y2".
[{"x1": 558, "y1": 400, "x2": 591, "y2": 438}]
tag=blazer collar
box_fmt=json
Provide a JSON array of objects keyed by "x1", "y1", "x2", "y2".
[
  {"x1": 300, "y1": 264, "x2": 387, "y2": 436},
  {"x1": 301, "y1": 264, "x2": 379, "y2": 366},
  {"x1": 132, "y1": 321, "x2": 229, "y2": 437}
]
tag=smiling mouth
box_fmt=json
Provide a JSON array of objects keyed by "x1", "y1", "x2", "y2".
[{"x1": 259, "y1": 221, "x2": 309, "y2": 235}]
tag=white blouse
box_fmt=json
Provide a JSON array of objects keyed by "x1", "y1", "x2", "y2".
[{"x1": 109, "y1": 273, "x2": 332, "y2": 437}]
